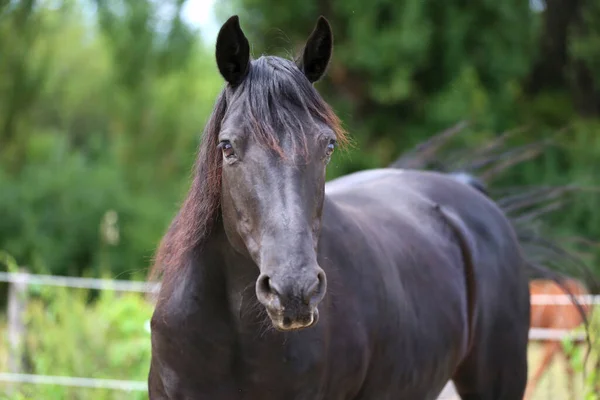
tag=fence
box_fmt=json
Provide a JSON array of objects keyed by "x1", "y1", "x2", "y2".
[{"x1": 0, "y1": 271, "x2": 599, "y2": 395}]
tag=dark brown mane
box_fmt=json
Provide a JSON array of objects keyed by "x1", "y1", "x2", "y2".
[{"x1": 149, "y1": 55, "x2": 347, "y2": 283}]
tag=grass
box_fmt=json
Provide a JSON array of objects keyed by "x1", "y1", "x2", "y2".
[{"x1": 527, "y1": 341, "x2": 599, "y2": 400}]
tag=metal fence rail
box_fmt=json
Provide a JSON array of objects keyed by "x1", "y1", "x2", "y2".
[
  {"x1": 0, "y1": 271, "x2": 159, "y2": 293},
  {"x1": 0, "y1": 373, "x2": 147, "y2": 392},
  {"x1": 530, "y1": 294, "x2": 600, "y2": 305}
]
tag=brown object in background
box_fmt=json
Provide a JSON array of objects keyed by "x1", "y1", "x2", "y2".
[{"x1": 525, "y1": 278, "x2": 592, "y2": 399}]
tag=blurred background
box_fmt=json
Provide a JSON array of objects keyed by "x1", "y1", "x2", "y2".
[{"x1": 0, "y1": 0, "x2": 599, "y2": 398}]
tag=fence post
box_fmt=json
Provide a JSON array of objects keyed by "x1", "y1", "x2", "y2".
[{"x1": 7, "y1": 267, "x2": 28, "y2": 375}]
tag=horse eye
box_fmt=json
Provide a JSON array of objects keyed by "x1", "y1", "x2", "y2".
[
  {"x1": 219, "y1": 140, "x2": 235, "y2": 158},
  {"x1": 326, "y1": 139, "x2": 336, "y2": 155}
]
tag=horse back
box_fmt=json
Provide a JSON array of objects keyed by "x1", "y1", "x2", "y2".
[{"x1": 324, "y1": 168, "x2": 530, "y2": 344}]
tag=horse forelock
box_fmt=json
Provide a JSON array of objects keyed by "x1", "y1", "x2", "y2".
[
  {"x1": 149, "y1": 55, "x2": 348, "y2": 284},
  {"x1": 231, "y1": 56, "x2": 348, "y2": 158}
]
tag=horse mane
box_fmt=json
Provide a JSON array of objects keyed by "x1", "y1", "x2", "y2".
[{"x1": 149, "y1": 55, "x2": 347, "y2": 284}]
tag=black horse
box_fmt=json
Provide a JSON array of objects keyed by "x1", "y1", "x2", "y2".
[{"x1": 148, "y1": 16, "x2": 531, "y2": 399}]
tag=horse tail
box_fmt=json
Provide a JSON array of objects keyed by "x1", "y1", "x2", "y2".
[
  {"x1": 389, "y1": 121, "x2": 597, "y2": 288},
  {"x1": 388, "y1": 121, "x2": 596, "y2": 364}
]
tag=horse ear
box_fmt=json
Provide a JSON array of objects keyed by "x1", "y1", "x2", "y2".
[
  {"x1": 297, "y1": 16, "x2": 333, "y2": 83},
  {"x1": 216, "y1": 15, "x2": 250, "y2": 86}
]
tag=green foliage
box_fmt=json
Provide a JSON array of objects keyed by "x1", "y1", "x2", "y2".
[
  {"x1": 0, "y1": 286, "x2": 153, "y2": 399},
  {"x1": 0, "y1": 0, "x2": 223, "y2": 277},
  {"x1": 568, "y1": 0, "x2": 600, "y2": 93},
  {"x1": 562, "y1": 309, "x2": 600, "y2": 399}
]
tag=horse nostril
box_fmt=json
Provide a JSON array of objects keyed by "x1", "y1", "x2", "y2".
[
  {"x1": 317, "y1": 270, "x2": 326, "y2": 287},
  {"x1": 256, "y1": 274, "x2": 280, "y2": 304},
  {"x1": 304, "y1": 269, "x2": 327, "y2": 305},
  {"x1": 259, "y1": 274, "x2": 270, "y2": 292}
]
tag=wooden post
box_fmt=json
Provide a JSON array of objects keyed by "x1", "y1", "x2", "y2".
[{"x1": 7, "y1": 267, "x2": 28, "y2": 375}]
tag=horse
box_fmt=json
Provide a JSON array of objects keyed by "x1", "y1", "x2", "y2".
[
  {"x1": 148, "y1": 15, "x2": 532, "y2": 399},
  {"x1": 525, "y1": 278, "x2": 593, "y2": 400}
]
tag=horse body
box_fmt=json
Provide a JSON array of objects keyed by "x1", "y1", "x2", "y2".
[
  {"x1": 149, "y1": 16, "x2": 531, "y2": 400},
  {"x1": 150, "y1": 169, "x2": 530, "y2": 399},
  {"x1": 329, "y1": 169, "x2": 532, "y2": 398}
]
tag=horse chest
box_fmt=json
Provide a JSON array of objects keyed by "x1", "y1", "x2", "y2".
[{"x1": 230, "y1": 333, "x2": 328, "y2": 399}]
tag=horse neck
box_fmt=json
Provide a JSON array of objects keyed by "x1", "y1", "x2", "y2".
[
  {"x1": 182, "y1": 224, "x2": 265, "y2": 332},
  {"x1": 219, "y1": 236, "x2": 265, "y2": 326},
  {"x1": 155, "y1": 225, "x2": 244, "y2": 318}
]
